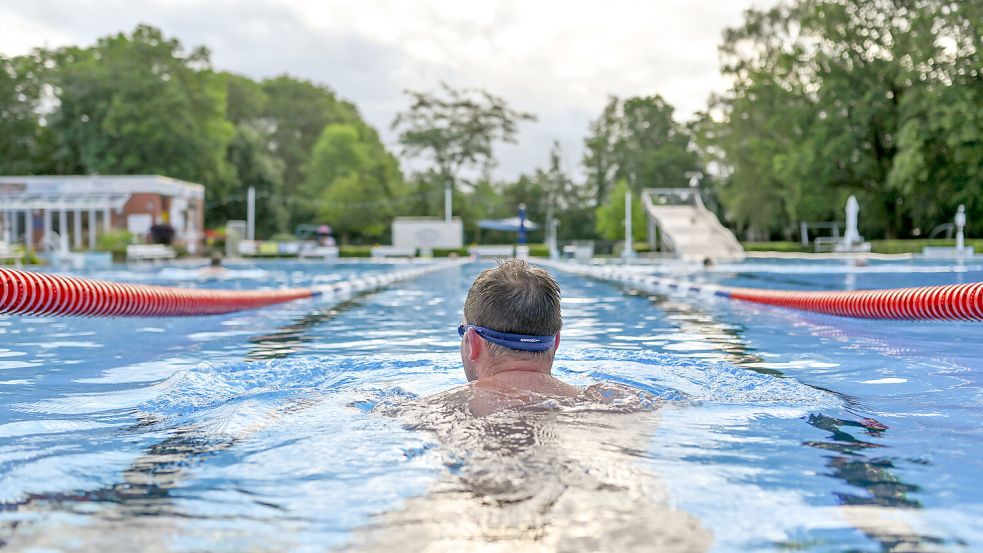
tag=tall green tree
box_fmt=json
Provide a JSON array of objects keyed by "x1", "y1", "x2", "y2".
[
  {"x1": 710, "y1": 0, "x2": 983, "y2": 239},
  {"x1": 260, "y1": 76, "x2": 364, "y2": 227},
  {"x1": 595, "y1": 180, "x2": 646, "y2": 241},
  {"x1": 526, "y1": 141, "x2": 595, "y2": 241},
  {"x1": 210, "y1": 73, "x2": 287, "y2": 236},
  {"x1": 583, "y1": 98, "x2": 620, "y2": 207},
  {"x1": 305, "y1": 123, "x2": 404, "y2": 242},
  {"x1": 392, "y1": 83, "x2": 536, "y2": 212},
  {"x1": 45, "y1": 25, "x2": 235, "y2": 185},
  {"x1": 0, "y1": 53, "x2": 52, "y2": 174},
  {"x1": 583, "y1": 95, "x2": 701, "y2": 207}
]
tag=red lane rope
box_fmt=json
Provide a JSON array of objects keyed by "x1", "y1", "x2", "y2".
[
  {"x1": 0, "y1": 268, "x2": 315, "y2": 317},
  {"x1": 541, "y1": 261, "x2": 983, "y2": 321},
  {"x1": 727, "y1": 282, "x2": 983, "y2": 321}
]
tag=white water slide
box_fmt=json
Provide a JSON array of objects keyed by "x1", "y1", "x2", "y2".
[{"x1": 642, "y1": 188, "x2": 745, "y2": 261}]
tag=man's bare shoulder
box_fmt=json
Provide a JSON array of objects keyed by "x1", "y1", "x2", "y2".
[{"x1": 463, "y1": 380, "x2": 661, "y2": 417}]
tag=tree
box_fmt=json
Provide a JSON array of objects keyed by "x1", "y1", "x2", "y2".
[
  {"x1": 0, "y1": 53, "x2": 52, "y2": 174},
  {"x1": 45, "y1": 25, "x2": 235, "y2": 186},
  {"x1": 305, "y1": 123, "x2": 405, "y2": 242},
  {"x1": 0, "y1": 26, "x2": 407, "y2": 235},
  {"x1": 203, "y1": 73, "x2": 288, "y2": 236},
  {"x1": 529, "y1": 141, "x2": 595, "y2": 241},
  {"x1": 595, "y1": 180, "x2": 646, "y2": 241},
  {"x1": 261, "y1": 76, "x2": 364, "y2": 227},
  {"x1": 709, "y1": 0, "x2": 983, "y2": 239},
  {"x1": 615, "y1": 96, "x2": 701, "y2": 192},
  {"x1": 222, "y1": 121, "x2": 287, "y2": 237},
  {"x1": 583, "y1": 95, "x2": 701, "y2": 209},
  {"x1": 583, "y1": 98, "x2": 620, "y2": 207},
  {"x1": 392, "y1": 83, "x2": 536, "y2": 208}
]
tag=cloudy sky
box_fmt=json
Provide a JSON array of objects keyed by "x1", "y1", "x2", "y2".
[{"x1": 0, "y1": 0, "x2": 770, "y2": 179}]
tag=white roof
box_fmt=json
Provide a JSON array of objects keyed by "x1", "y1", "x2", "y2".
[{"x1": 0, "y1": 175, "x2": 204, "y2": 210}]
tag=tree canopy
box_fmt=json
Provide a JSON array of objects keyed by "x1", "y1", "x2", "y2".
[
  {"x1": 706, "y1": 0, "x2": 982, "y2": 239},
  {"x1": 0, "y1": 25, "x2": 402, "y2": 240},
  {"x1": 2, "y1": 8, "x2": 979, "y2": 246},
  {"x1": 393, "y1": 83, "x2": 536, "y2": 192}
]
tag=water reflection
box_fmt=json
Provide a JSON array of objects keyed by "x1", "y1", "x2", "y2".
[
  {"x1": 609, "y1": 279, "x2": 943, "y2": 551},
  {"x1": 806, "y1": 414, "x2": 921, "y2": 509},
  {"x1": 352, "y1": 391, "x2": 712, "y2": 552},
  {"x1": 0, "y1": 407, "x2": 312, "y2": 550},
  {"x1": 0, "y1": 290, "x2": 377, "y2": 548},
  {"x1": 803, "y1": 414, "x2": 951, "y2": 552},
  {"x1": 246, "y1": 297, "x2": 365, "y2": 360}
]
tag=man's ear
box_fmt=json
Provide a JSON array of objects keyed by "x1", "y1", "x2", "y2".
[
  {"x1": 466, "y1": 329, "x2": 482, "y2": 361},
  {"x1": 553, "y1": 332, "x2": 561, "y2": 351}
]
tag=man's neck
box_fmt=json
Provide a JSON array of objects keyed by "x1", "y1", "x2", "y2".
[
  {"x1": 478, "y1": 357, "x2": 552, "y2": 381},
  {"x1": 472, "y1": 358, "x2": 580, "y2": 397}
]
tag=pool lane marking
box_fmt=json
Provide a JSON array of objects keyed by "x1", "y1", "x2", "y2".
[
  {"x1": 0, "y1": 261, "x2": 463, "y2": 318},
  {"x1": 539, "y1": 260, "x2": 983, "y2": 321}
]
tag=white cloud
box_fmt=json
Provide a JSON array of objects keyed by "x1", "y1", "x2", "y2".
[{"x1": 0, "y1": 0, "x2": 772, "y2": 179}]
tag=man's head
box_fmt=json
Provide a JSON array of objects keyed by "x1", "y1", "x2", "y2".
[{"x1": 460, "y1": 259, "x2": 562, "y2": 381}]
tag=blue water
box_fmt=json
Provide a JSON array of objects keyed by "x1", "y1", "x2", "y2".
[{"x1": 0, "y1": 258, "x2": 980, "y2": 551}]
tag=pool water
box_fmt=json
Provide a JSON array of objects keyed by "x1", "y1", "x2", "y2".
[{"x1": 0, "y1": 258, "x2": 980, "y2": 551}]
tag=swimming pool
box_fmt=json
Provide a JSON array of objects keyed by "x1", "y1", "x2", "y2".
[{"x1": 0, "y1": 258, "x2": 980, "y2": 551}]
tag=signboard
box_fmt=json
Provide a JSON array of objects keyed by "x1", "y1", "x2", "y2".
[{"x1": 392, "y1": 218, "x2": 463, "y2": 249}]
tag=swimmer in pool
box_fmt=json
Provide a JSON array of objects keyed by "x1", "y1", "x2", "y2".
[
  {"x1": 198, "y1": 254, "x2": 228, "y2": 278},
  {"x1": 359, "y1": 260, "x2": 700, "y2": 550},
  {"x1": 457, "y1": 258, "x2": 628, "y2": 416}
]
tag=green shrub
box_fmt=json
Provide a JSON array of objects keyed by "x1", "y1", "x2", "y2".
[
  {"x1": 741, "y1": 241, "x2": 810, "y2": 252},
  {"x1": 433, "y1": 247, "x2": 469, "y2": 257},
  {"x1": 339, "y1": 245, "x2": 373, "y2": 258},
  {"x1": 870, "y1": 239, "x2": 983, "y2": 254},
  {"x1": 740, "y1": 239, "x2": 983, "y2": 254},
  {"x1": 97, "y1": 230, "x2": 135, "y2": 261}
]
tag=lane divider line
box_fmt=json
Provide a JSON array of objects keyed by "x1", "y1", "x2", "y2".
[
  {"x1": 0, "y1": 262, "x2": 459, "y2": 318},
  {"x1": 540, "y1": 260, "x2": 983, "y2": 321}
]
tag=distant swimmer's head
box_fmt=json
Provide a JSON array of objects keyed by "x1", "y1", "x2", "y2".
[
  {"x1": 210, "y1": 254, "x2": 223, "y2": 268},
  {"x1": 459, "y1": 259, "x2": 562, "y2": 382}
]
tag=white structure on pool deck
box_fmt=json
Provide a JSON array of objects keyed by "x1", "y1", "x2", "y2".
[
  {"x1": 0, "y1": 175, "x2": 204, "y2": 252},
  {"x1": 392, "y1": 217, "x2": 463, "y2": 251},
  {"x1": 642, "y1": 188, "x2": 745, "y2": 261}
]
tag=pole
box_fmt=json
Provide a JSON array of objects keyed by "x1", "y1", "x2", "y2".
[
  {"x1": 549, "y1": 219, "x2": 559, "y2": 260},
  {"x1": 518, "y1": 203, "x2": 527, "y2": 246},
  {"x1": 247, "y1": 186, "x2": 256, "y2": 241},
  {"x1": 58, "y1": 208, "x2": 68, "y2": 252},
  {"x1": 43, "y1": 209, "x2": 52, "y2": 245},
  {"x1": 1, "y1": 210, "x2": 9, "y2": 246},
  {"x1": 73, "y1": 209, "x2": 82, "y2": 250},
  {"x1": 623, "y1": 190, "x2": 635, "y2": 259},
  {"x1": 444, "y1": 182, "x2": 452, "y2": 223},
  {"x1": 89, "y1": 209, "x2": 97, "y2": 250}
]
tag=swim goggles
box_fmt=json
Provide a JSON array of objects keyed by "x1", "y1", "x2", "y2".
[{"x1": 457, "y1": 324, "x2": 555, "y2": 352}]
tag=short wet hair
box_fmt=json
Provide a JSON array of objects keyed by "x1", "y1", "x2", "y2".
[{"x1": 463, "y1": 259, "x2": 562, "y2": 356}]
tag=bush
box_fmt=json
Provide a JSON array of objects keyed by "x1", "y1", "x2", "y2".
[
  {"x1": 870, "y1": 239, "x2": 983, "y2": 254},
  {"x1": 97, "y1": 230, "x2": 135, "y2": 261},
  {"x1": 339, "y1": 245, "x2": 373, "y2": 258},
  {"x1": 740, "y1": 239, "x2": 983, "y2": 254},
  {"x1": 741, "y1": 241, "x2": 810, "y2": 252},
  {"x1": 433, "y1": 247, "x2": 469, "y2": 257}
]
